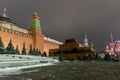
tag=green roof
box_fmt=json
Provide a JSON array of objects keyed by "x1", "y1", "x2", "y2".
[
  {"x1": 31, "y1": 19, "x2": 41, "y2": 29},
  {"x1": 84, "y1": 32, "x2": 87, "y2": 39},
  {"x1": 30, "y1": 12, "x2": 42, "y2": 30}
]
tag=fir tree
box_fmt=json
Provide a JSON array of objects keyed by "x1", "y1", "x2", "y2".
[
  {"x1": 21, "y1": 42, "x2": 27, "y2": 55},
  {"x1": 15, "y1": 45, "x2": 20, "y2": 54},
  {"x1": 32, "y1": 48, "x2": 35, "y2": 55},
  {"x1": 6, "y1": 39, "x2": 15, "y2": 54},
  {"x1": 29, "y1": 44, "x2": 33, "y2": 55},
  {"x1": 35, "y1": 48, "x2": 40, "y2": 56},
  {"x1": 0, "y1": 38, "x2": 5, "y2": 54},
  {"x1": 38, "y1": 50, "x2": 41, "y2": 55},
  {"x1": 31, "y1": 48, "x2": 40, "y2": 56},
  {"x1": 59, "y1": 51, "x2": 65, "y2": 61}
]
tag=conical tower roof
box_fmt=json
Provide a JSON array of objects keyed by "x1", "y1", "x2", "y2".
[
  {"x1": 83, "y1": 32, "x2": 89, "y2": 47},
  {"x1": 30, "y1": 12, "x2": 42, "y2": 31},
  {"x1": 84, "y1": 32, "x2": 87, "y2": 39},
  {"x1": 110, "y1": 32, "x2": 114, "y2": 43}
]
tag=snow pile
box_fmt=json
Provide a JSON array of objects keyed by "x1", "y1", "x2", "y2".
[{"x1": 0, "y1": 54, "x2": 59, "y2": 76}]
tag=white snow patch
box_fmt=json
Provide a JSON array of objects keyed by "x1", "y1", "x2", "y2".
[
  {"x1": 0, "y1": 54, "x2": 59, "y2": 76},
  {"x1": 0, "y1": 63, "x2": 54, "y2": 76}
]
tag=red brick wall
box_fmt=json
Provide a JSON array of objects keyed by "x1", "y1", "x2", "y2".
[
  {"x1": 0, "y1": 27, "x2": 33, "y2": 54},
  {"x1": 44, "y1": 40, "x2": 60, "y2": 56},
  {"x1": 31, "y1": 28, "x2": 44, "y2": 53},
  {"x1": 0, "y1": 27, "x2": 61, "y2": 56}
]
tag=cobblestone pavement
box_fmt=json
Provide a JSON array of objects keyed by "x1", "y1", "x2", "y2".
[{"x1": 0, "y1": 61, "x2": 120, "y2": 80}]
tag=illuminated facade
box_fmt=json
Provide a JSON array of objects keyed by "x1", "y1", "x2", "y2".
[
  {"x1": 105, "y1": 33, "x2": 120, "y2": 58},
  {"x1": 0, "y1": 9, "x2": 62, "y2": 56}
]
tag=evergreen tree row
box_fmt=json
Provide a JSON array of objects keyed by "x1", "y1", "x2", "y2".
[
  {"x1": 0, "y1": 38, "x2": 42, "y2": 56},
  {"x1": 29, "y1": 44, "x2": 41, "y2": 56}
]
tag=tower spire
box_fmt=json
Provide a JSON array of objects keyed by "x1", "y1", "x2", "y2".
[
  {"x1": 109, "y1": 32, "x2": 115, "y2": 55},
  {"x1": 2, "y1": 8, "x2": 7, "y2": 17},
  {"x1": 30, "y1": 11, "x2": 42, "y2": 33},
  {"x1": 83, "y1": 32, "x2": 89, "y2": 47},
  {"x1": 110, "y1": 32, "x2": 114, "y2": 43},
  {"x1": 30, "y1": 11, "x2": 44, "y2": 52},
  {"x1": 84, "y1": 32, "x2": 87, "y2": 39}
]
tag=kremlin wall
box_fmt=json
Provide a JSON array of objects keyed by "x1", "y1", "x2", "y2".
[{"x1": 0, "y1": 9, "x2": 62, "y2": 56}]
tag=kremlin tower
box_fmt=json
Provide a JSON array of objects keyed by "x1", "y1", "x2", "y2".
[
  {"x1": 0, "y1": 8, "x2": 62, "y2": 56},
  {"x1": 83, "y1": 32, "x2": 89, "y2": 47},
  {"x1": 83, "y1": 32, "x2": 95, "y2": 51},
  {"x1": 30, "y1": 12, "x2": 44, "y2": 52}
]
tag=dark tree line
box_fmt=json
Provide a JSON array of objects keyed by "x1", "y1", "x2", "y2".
[
  {"x1": 6, "y1": 39, "x2": 15, "y2": 54},
  {"x1": 0, "y1": 38, "x2": 45, "y2": 56},
  {"x1": 29, "y1": 44, "x2": 41, "y2": 56},
  {"x1": 0, "y1": 38, "x2": 5, "y2": 54}
]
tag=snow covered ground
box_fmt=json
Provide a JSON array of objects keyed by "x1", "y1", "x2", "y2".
[{"x1": 0, "y1": 54, "x2": 59, "y2": 76}]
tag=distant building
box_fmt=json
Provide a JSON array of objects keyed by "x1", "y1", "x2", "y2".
[
  {"x1": 49, "y1": 38, "x2": 95, "y2": 60},
  {"x1": 83, "y1": 32, "x2": 89, "y2": 47},
  {"x1": 0, "y1": 8, "x2": 62, "y2": 56},
  {"x1": 105, "y1": 33, "x2": 120, "y2": 58}
]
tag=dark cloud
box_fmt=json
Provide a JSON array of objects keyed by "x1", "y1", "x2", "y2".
[{"x1": 0, "y1": 0, "x2": 120, "y2": 51}]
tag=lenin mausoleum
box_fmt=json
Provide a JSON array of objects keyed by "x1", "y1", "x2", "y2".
[{"x1": 0, "y1": 9, "x2": 62, "y2": 56}]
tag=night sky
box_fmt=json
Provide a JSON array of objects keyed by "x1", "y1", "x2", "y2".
[{"x1": 0, "y1": 0, "x2": 120, "y2": 51}]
